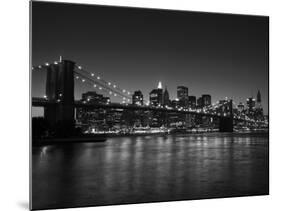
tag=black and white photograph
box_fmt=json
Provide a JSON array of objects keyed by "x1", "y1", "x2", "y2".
[{"x1": 31, "y1": 1, "x2": 269, "y2": 210}]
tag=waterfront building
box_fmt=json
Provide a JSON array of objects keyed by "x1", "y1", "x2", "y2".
[
  {"x1": 202, "y1": 94, "x2": 211, "y2": 107},
  {"x1": 132, "y1": 90, "x2": 144, "y2": 106},
  {"x1": 246, "y1": 97, "x2": 256, "y2": 114},
  {"x1": 149, "y1": 81, "x2": 163, "y2": 106},
  {"x1": 197, "y1": 97, "x2": 203, "y2": 108},
  {"x1": 177, "y1": 86, "x2": 189, "y2": 108},
  {"x1": 163, "y1": 86, "x2": 170, "y2": 106},
  {"x1": 81, "y1": 91, "x2": 110, "y2": 104},
  {"x1": 188, "y1": 96, "x2": 196, "y2": 109},
  {"x1": 255, "y1": 90, "x2": 264, "y2": 120}
]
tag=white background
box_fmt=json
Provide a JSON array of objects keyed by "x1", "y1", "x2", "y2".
[{"x1": 0, "y1": 0, "x2": 280, "y2": 210}]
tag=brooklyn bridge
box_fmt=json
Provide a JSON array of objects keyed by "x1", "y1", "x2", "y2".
[{"x1": 32, "y1": 57, "x2": 267, "y2": 135}]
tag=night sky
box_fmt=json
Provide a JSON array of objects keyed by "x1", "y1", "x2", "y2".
[{"x1": 31, "y1": 1, "x2": 269, "y2": 116}]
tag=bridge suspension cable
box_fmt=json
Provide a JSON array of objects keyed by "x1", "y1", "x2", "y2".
[
  {"x1": 75, "y1": 65, "x2": 132, "y2": 96},
  {"x1": 74, "y1": 71, "x2": 131, "y2": 103}
]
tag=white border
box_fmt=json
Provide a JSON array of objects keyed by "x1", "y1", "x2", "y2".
[{"x1": 1, "y1": 0, "x2": 280, "y2": 210}]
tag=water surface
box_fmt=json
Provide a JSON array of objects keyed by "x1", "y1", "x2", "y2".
[{"x1": 32, "y1": 132, "x2": 269, "y2": 210}]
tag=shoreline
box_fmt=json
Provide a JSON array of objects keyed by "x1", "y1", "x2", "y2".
[{"x1": 32, "y1": 130, "x2": 269, "y2": 147}]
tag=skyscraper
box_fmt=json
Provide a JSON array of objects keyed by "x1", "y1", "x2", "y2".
[
  {"x1": 246, "y1": 97, "x2": 256, "y2": 116},
  {"x1": 177, "y1": 86, "x2": 188, "y2": 108},
  {"x1": 255, "y1": 90, "x2": 263, "y2": 119},
  {"x1": 149, "y1": 81, "x2": 163, "y2": 106},
  {"x1": 197, "y1": 97, "x2": 203, "y2": 108},
  {"x1": 163, "y1": 86, "x2": 170, "y2": 106},
  {"x1": 188, "y1": 96, "x2": 196, "y2": 109},
  {"x1": 132, "y1": 90, "x2": 144, "y2": 106},
  {"x1": 257, "y1": 90, "x2": 261, "y2": 103},
  {"x1": 202, "y1": 94, "x2": 211, "y2": 107}
]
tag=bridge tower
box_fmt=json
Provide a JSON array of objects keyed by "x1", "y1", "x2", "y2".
[
  {"x1": 219, "y1": 99, "x2": 233, "y2": 132},
  {"x1": 44, "y1": 58, "x2": 76, "y2": 136}
]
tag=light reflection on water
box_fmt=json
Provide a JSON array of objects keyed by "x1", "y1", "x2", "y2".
[{"x1": 32, "y1": 132, "x2": 269, "y2": 210}]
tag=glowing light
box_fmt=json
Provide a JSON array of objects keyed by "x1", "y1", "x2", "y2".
[
  {"x1": 127, "y1": 99, "x2": 130, "y2": 102},
  {"x1": 108, "y1": 82, "x2": 111, "y2": 85},
  {"x1": 43, "y1": 95, "x2": 47, "y2": 99},
  {"x1": 93, "y1": 84, "x2": 97, "y2": 88},
  {"x1": 78, "y1": 66, "x2": 82, "y2": 70},
  {"x1": 82, "y1": 79, "x2": 85, "y2": 82},
  {"x1": 99, "y1": 87, "x2": 102, "y2": 90},
  {"x1": 32, "y1": 67, "x2": 34, "y2": 70},
  {"x1": 97, "y1": 76, "x2": 100, "y2": 80},
  {"x1": 54, "y1": 61, "x2": 58, "y2": 64},
  {"x1": 127, "y1": 92, "x2": 130, "y2": 95},
  {"x1": 45, "y1": 62, "x2": 49, "y2": 66},
  {"x1": 157, "y1": 81, "x2": 162, "y2": 89},
  {"x1": 38, "y1": 65, "x2": 42, "y2": 69},
  {"x1": 109, "y1": 91, "x2": 112, "y2": 95},
  {"x1": 91, "y1": 73, "x2": 94, "y2": 77},
  {"x1": 76, "y1": 76, "x2": 79, "y2": 79},
  {"x1": 113, "y1": 85, "x2": 116, "y2": 88},
  {"x1": 114, "y1": 93, "x2": 117, "y2": 96},
  {"x1": 123, "y1": 89, "x2": 126, "y2": 93}
]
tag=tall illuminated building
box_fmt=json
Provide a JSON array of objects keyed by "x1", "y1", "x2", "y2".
[
  {"x1": 149, "y1": 81, "x2": 163, "y2": 106},
  {"x1": 132, "y1": 90, "x2": 144, "y2": 106},
  {"x1": 255, "y1": 90, "x2": 264, "y2": 119},
  {"x1": 177, "y1": 86, "x2": 188, "y2": 108},
  {"x1": 163, "y1": 86, "x2": 170, "y2": 106},
  {"x1": 188, "y1": 96, "x2": 196, "y2": 109},
  {"x1": 197, "y1": 97, "x2": 203, "y2": 108},
  {"x1": 202, "y1": 94, "x2": 211, "y2": 107}
]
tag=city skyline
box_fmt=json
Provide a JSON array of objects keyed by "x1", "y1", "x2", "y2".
[
  {"x1": 31, "y1": 3, "x2": 269, "y2": 210},
  {"x1": 32, "y1": 2, "x2": 269, "y2": 115}
]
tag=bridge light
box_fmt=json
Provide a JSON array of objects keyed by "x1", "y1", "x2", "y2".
[{"x1": 91, "y1": 73, "x2": 94, "y2": 77}]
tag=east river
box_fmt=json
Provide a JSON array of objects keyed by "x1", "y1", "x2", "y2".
[{"x1": 32, "y1": 132, "x2": 269, "y2": 210}]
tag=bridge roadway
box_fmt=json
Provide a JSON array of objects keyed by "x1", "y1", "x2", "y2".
[{"x1": 32, "y1": 97, "x2": 237, "y2": 120}]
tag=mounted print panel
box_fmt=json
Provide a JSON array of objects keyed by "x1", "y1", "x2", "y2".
[{"x1": 31, "y1": 1, "x2": 269, "y2": 210}]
